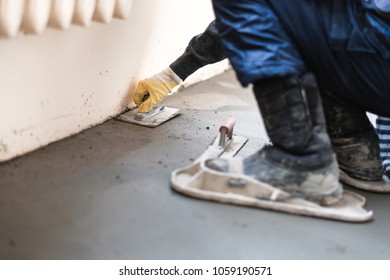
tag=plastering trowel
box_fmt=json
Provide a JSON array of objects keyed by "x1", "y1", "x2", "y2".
[
  {"x1": 116, "y1": 105, "x2": 181, "y2": 127},
  {"x1": 171, "y1": 118, "x2": 373, "y2": 223}
]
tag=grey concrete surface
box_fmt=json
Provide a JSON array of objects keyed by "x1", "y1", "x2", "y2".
[{"x1": 1, "y1": 71, "x2": 390, "y2": 260}]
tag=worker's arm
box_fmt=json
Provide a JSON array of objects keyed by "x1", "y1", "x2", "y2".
[
  {"x1": 133, "y1": 20, "x2": 226, "y2": 113},
  {"x1": 169, "y1": 20, "x2": 226, "y2": 81}
]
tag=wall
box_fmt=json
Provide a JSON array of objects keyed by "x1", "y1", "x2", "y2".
[{"x1": 0, "y1": 0, "x2": 222, "y2": 162}]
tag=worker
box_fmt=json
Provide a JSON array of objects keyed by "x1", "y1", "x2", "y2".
[{"x1": 133, "y1": 0, "x2": 390, "y2": 202}]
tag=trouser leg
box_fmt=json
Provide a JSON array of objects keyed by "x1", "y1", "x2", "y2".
[{"x1": 321, "y1": 91, "x2": 383, "y2": 181}]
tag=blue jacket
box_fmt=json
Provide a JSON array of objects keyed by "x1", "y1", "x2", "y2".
[
  {"x1": 366, "y1": 0, "x2": 390, "y2": 16},
  {"x1": 212, "y1": 0, "x2": 390, "y2": 115}
]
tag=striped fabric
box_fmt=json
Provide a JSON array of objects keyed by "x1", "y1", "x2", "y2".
[{"x1": 376, "y1": 116, "x2": 390, "y2": 174}]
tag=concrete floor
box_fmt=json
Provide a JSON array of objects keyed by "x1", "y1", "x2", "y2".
[{"x1": 1, "y1": 70, "x2": 390, "y2": 260}]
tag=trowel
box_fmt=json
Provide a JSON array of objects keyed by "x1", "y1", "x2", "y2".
[{"x1": 116, "y1": 105, "x2": 181, "y2": 127}]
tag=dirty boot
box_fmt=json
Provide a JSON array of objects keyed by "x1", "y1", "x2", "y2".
[
  {"x1": 321, "y1": 90, "x2": 383, "y2": 181},
  {"x1": 206, "y1": 73, "x2": 342, "y2": 205}
]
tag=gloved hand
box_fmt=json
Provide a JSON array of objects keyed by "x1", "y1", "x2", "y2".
[{"x1": 133, "y1": 67, "x2": 182, "y2": 113}]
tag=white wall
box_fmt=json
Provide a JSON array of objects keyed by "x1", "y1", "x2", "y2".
[{"x1": 0, "y1": 0, "x2": 219, "y2": 162}]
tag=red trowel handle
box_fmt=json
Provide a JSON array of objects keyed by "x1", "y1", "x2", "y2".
[
  {"x1": 218, "y1": 117, "x2": 236, "y2": 147},
  {"x1": 219, "y1": 117, "x2": 236, "y2": 137}
]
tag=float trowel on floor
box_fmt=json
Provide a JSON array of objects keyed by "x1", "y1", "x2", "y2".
[{"x1": 116, "y1": 105, "x2": 181, "y2": 127}]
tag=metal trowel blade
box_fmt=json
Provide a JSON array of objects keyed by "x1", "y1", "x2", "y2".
[
  {"x1": 115, "y1": 106, "x2": 181, "y2": 127},
  {"x1": 134, "y1": 106, "x2": 165, "y2": 121}
]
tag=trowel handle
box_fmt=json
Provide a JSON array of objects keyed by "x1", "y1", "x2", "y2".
[
  {"x1": 219, "y1": 117, "x2": 236, "y2": 135},
  {"x1": 142, "y1": 93, "x2": 150, "y2": 102},
  {"x1": 218, "y1": 117, "x2": 237, "y2": 147}
]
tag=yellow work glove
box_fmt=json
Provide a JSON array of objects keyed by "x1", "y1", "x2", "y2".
[{"x1": 133, "y1": 67, "x2": 182, "y2": 113}]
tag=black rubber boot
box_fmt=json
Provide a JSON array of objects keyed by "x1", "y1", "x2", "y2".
[
  {"x1": 320, "y1": 90, "x2": 383, "y2": 181},
  {"x1": 206, "y1": 73, "x2": 342, "y2": 205}
]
